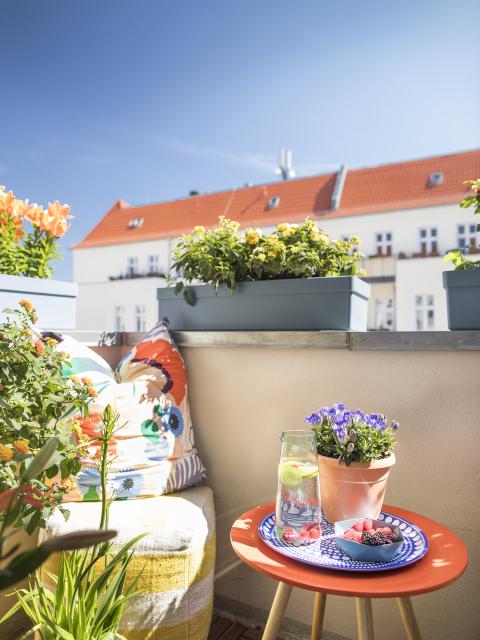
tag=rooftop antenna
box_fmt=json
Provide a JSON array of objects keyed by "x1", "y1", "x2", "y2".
[{"x1": 276, "y1": 148, "x2": 296, "y2": 180}]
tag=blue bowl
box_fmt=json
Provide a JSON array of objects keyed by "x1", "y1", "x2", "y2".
[{"x1": 334, "y1": 518, "x2": 404, "y2": 563}]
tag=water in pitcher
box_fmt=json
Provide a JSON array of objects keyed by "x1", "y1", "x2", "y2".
[{"x1": 275, "y1": 431, "x2": 321, "y2": 545}]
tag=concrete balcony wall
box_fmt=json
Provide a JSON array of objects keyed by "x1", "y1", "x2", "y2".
[{"x1": 171, "y1": 332, "x2": 478, "y2": 640}]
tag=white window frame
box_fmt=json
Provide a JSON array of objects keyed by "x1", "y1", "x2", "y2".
[
  {"x1": 457, "y1": 223, "x2": 478, "y2": 250},
  {"x1": 375, "y1": 231, "x2": 393, "y2": 256},
  {"x1": 114, "y1": 305, "x2": 125, "y2": 332},
  {"x1": 419, "y1": 228, "x2": 438, "y2": 255},
  {"x1": 127, "y1": 256, "x2": 139, "y2": 277},
  {"x1": 415, "y1": 295, "x2": 435, "y2": 331},
  {"x1": 373, "y1": 297, "x2": 395, "y2": 331},
  {"x1": 134, "y1": 304, "x2": 146, "y2": 332},
  {"x1": 148, "y1": 254, "x2": 159, "y2": 274}
]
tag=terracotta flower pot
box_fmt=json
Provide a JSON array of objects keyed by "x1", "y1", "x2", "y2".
[{"x1": 317, "y1": 453, "x2": 396, "y2": 523}]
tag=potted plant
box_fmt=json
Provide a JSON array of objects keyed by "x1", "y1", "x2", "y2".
[
  {"x1": 305, "y1": 403, "x2": 398, "y2": 523},
  {"x1": 160, "y1": 217, "x2": 370, "y2": 330},
  {"x1": 443, "y1": 179, "x2": 480, "y2": 330},
  {"x1": 0, "y1": 185, "x2": 77, "y2": 329}
]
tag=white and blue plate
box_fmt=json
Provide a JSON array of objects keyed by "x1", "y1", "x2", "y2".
[{"x1": 258, "y1": 511, "x2": 429, "y2": 572}]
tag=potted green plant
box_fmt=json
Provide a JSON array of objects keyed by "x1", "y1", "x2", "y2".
[
  {"x1": 306, "y1": 404, "x2": 398, "y2": 523},
  {"x1": 0, "y1": 186, "x2": 77, "y2": 330},
  {"x1": 160, "y1": 217, "x2": 370, "y2": 330},
  {"x1": 443, "y1": 179, "x2": 480, "y2": 330}
]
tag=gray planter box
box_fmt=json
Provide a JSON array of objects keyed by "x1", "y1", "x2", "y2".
[
  {"x1": 157, "y1": 276, "x2": 370, "y2": 331},
  {"x1": 443, "y1": 270, "x2": 480, "y2": 330},
  {"x1": 0, "y1": 274, "x2": 78, "y2": 330}
]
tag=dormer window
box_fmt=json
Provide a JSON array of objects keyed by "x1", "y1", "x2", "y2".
[
  {"x1": 428, "y1": 172, "x2": 444, "y2": 187},
  {"x1": 267, "y1": 196, "x2": 280, "y2": 210},
  {"x1": 127, "y1": 217, "x2": 144, "y2": 229}
]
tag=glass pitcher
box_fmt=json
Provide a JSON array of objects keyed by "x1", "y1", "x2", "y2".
[{"x1": 275, "y1": 430, "x2": 321, "y2": 545}]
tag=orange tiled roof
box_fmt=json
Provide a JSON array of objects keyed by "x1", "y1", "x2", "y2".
[{"x1": 75, "y1": 149, "x2": 480, "y2": 248}]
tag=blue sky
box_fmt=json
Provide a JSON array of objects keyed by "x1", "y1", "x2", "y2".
[{"x1": 1, "y1": 0, "x2": 479, "y2": 279}]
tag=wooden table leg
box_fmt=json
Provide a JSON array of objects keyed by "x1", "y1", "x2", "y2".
[
  {"x1": 396, "y1": 597, "x2": 422, "y2": 640},
  {"x1": 262, "y1": 581, "x2": 293, "y2": 640},
  {"x1": 311, "y1": 592, "x2": 327, "y2": 639},
  {"x1": 355, "y1": 598, "x2": 375, "y2": 640}
]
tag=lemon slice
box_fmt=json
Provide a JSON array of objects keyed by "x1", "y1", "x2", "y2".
[{"x1": 280, "y1": 462, "x2": 303, "y2": 488}]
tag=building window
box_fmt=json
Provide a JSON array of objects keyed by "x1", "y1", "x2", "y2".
[
  {"x1": 419, "y1": 228, "x2": 438, "y2": 255},
  {"x1": 415, "y1": 295, "x2": 435, "y2": 330},
  {"x1": 134, "y1": 304, "x2": 146, "y2": 332},
  {"x1": 458, "y1": 223, "x2": 478, "y2": 249},
  {"x1": 373, "y1": 298, "x2": 395, "y2": 331},
  {"x1": 127, "y1": 256, "x2": 139, "y2": 277},
  {"x1": 114, "y1": 306, "x2": 125, "y2": 331},
  {"x1": 375, "y1": 232, "x2": 393, "y2": 256},
  {"x1": 148, "y1": 254, "x2": 159, "y2": 274}
]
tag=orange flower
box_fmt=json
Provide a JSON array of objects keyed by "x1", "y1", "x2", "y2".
[
  {"x1": 34, "y1": 339, "x2": 45, "y2": 356},
  {"x1": 70, "y1": 375, "x2": 80, "y2": 384},
  {"x1": 87, "y1": 386, "x2": 98, "y2": 398},
  {"x1": 81, "y1": 376, "x2": 94, "y2": 387},
  {"x1": 0, "y1": 445, "x2": 13, "y2": 462},
  {"x1": 13, "y1": 440, "x2": 30, "y2": 455},
  {"x1": 25, "y1": 200, "x2": 73, "y2": 238},
  {"x1": 19, "y1": 299, "x2": 33, "y2": 311}
]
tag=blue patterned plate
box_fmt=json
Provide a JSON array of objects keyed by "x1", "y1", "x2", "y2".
[{"x1": 258, "y1": 511, "x2": 429, "y2": 572}]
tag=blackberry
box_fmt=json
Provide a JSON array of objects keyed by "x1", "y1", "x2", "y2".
[
  {"x1": 361, "y1": 530, "x2": 389, "y2": 546},
  {"x1": 386, "y1": 532, "x2": 402, "y2": 544}
]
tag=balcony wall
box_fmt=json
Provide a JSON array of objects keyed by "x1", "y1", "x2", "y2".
[
  {"x1": 2, "y1": 330, "x2": 479, "y2": 640},
  {"x1": 172, "y1": 331, "x2": 479, "y2": 640}
]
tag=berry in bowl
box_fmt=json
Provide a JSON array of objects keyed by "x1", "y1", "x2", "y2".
[{"x1": 335, "y1": 517, "x2": 404, "y2": 562}]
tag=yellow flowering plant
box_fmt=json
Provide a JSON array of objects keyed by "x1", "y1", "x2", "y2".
[
  {"x1": 0, "y1": 302, "x2": 93, "y2": 533},
  {"x1": 0, "y1": 185, "x2": 73, "y2": 278},
  {"x1": 171, "y1": 217, "x2": 365, "y2": 304}
]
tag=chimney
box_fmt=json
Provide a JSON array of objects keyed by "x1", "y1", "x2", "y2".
[{"x1": 331, "y1": 164, "x2": 349, "y2": 211}]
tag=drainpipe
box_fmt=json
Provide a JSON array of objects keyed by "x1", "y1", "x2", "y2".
[{"x1": 331, "y1": 164, "x2": 349, "y2": 211}]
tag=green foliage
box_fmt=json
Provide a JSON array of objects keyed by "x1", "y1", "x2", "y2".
[
  {"x1": 0, "y1": 439, "x2": 116, "y2": 591},
  {"x1": 2, "y1": 406, "x2": 145, "y2": 640},
  {"x1": 170, "y1": 217, "x2": 366, "y2": 303},
  {"x1": 313, "y1": 420, "x2": 397, "y2": 465},
  {"x1": 445, "y1": 179, "x2": 480, "y2": 270},
  {"x1": 20, "y1": 229, "x2": 60, "y2": 279},
  {"x1": 0, "y1": 303, "x2": 93, "y2": 532}
]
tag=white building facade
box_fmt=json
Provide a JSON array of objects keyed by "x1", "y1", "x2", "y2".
[{"x1": 73, "y1": 150, "x2": 480, "y2": 332}]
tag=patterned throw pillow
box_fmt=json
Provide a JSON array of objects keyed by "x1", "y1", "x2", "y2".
[{"x1": 50, "y1": 321, "x2": 206, "y2": 501}]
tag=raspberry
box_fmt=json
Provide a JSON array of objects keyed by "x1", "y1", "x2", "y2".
[
  {"x1": 282, "y1": 528, "x2": 300, "y2": 543},
  {"x1": 352, "y1": 521, "x2": 363, "y2": 532},
  {"x1": 362, "y1": 519, "x2": 373, "y2": 531},
  {"x1": 381, "y1": 526, "x2": 393, "y2": 535},
  {"x1": 308, "y1": 526, "x2": 321, "y2": 539},
  {"x1": 343, "y1": 529, "x2": 362, "y2": 542}
]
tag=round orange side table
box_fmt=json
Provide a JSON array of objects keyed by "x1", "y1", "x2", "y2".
[{"x1": 230, "y1": 503, "x2": 467, "y2": 640}]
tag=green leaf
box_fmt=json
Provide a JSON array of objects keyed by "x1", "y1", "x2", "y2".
[
  {"x1": 183, "y1": 288, "x2": 197, "y2": 306},
  {"x1": 21, "y1": 438, "x2": 59, "y2": 482}
]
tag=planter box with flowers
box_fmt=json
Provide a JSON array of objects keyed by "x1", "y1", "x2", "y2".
[
  {"x1": 0, "y1": 185, "x2": 77, "y2": 329},
  {"x1": 443, "y1": 178, "x2": 480, "y2": 330},
  {"x1": 158, "y1": 217, "x2": 370, "y2": 331},
  {"x1": 306, "y1": 403, "x2": 399, "y2": 523}
]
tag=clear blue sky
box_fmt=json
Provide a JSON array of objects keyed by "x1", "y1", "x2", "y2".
[{"x1": 1, "y1": 0, "x2": 479, "y2": 280}]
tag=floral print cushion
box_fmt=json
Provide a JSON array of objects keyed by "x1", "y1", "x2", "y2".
[{"x1": 54, "y1": 321, "x2": 206, "y2": 501}]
